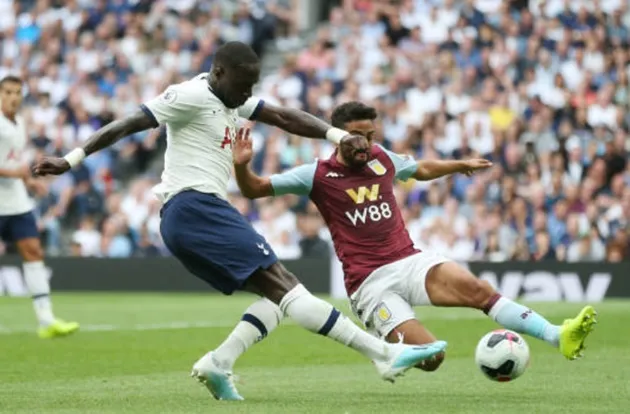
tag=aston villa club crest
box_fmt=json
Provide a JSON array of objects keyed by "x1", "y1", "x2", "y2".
[
  {"x1": 367, "y1": 159, "x2": 386, "y2": 176},
  {"x1": 375, "y1": 302, "x2": 392, "y2": 322}
]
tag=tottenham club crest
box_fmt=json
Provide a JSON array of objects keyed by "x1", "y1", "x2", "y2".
[
  {"x1": 161, "y1": 88, "x2": 177, "y2": 104},
  {"x1": 367, "y1": 159, "x2": 387, "y2": 176}
]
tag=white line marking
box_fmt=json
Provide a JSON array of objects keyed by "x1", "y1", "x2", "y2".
[
  {"x1": 0, "y1": 309, "x2": 579, "y2": 335},
  {"x1": 0, "y1": 312, "x2": 490, "y2": 335},
  {"x1": 0, "y1": 321, "x2": 237, "y2": 335}
]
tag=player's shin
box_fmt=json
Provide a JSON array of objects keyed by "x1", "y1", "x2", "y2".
[
  {"x1": 278, "y1": 284, "x2": 390, "y2": 361},
  {"x1": 23, "y1": 261, "x2": 55, "y2": 326},
  {"x1": 483, "y1": 294, "x2": 560, "y2": 347},
  {"x1": 213, "y1": 297, "x2": 283, "y2": 370}
]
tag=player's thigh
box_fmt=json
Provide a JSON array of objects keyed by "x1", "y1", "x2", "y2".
[
  {"x1": 361, "y1": 291, "x2": 417, "y2": 341},
  {"x1": 424, "y1": 262, "x2": 496, "y2": 310},
  {"x1": 385, "y1": 319, "x2": 445, "y2": 372},
  {"x1": 360, "y1": 292, "x2": 445, "y2": 371},
  {"x1": 159, "y1": 191, "x2": 278, "y2": 295}
]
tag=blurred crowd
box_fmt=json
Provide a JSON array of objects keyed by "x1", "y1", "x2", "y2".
[
  {"x1": 238, "y1": 0, "x2": 630, "y2": 264},
  {"x1": 2, "y1": 0, "x2": 629, "y2": 264},
  {"x1": 0, "y1": 0, "x2": 298, "y2": 257}
]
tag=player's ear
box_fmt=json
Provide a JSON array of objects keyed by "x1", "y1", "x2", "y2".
[{"x1": 212, "y1": 65, "x2": 224, "y2": 81}]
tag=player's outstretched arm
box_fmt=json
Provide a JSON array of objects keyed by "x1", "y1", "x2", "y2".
[
  {"x1": 0, "y1": 165, "x2": 29, "y2": 179},
  {"x1": 232, "y1": 128, "x2": 274, "y2": 199},
  {"x1": 254, "y1": 103, "x2": 369, "y2": 154},
  {"x1": 82, "y1": 110, "x2": 157, "y2": 156},
  {"x1": 33, "y1": 110, "x2": 157, "y2": 176},
  {"x1": 382, "y1": 146, "x2": 493, "y2": 182},
  {"x1": 413, "y1": 158, "x2": 493, "y2": 181},
  {"x1": 256, "y1": 103, "x2": 336, "y2": 139},
  {"x1": 232, "y1": 128, "x2": 314, "y2": 199}
]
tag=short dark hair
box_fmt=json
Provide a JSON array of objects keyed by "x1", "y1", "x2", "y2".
[
  {"x1": 214, "y1": 41, "x2": 260, "y2": 70},
  {"x1": 331, "y1": 101, "x2": 377, "y2": 128},
  {"x1": 0, "y1": 75, "x2": 22, "y2": 88}
]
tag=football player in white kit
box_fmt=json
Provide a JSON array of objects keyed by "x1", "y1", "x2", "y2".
[
  {"x1": 34, "y1": 42, "x2": 447, "y2": 400},
  {"x1": 0, "y1": 75, "x2": 79, "y2": 338}
]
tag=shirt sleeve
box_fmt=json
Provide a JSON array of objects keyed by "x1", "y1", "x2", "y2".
[
  {"x1": 380, "y1": 146, "x2": 418, "y2": 181},
  {"x1": 270, "y1": 162, "x2": 317, "y2": 196},
  {"x1": 141, "y1": 83, "x2": 205, "y2": 126},
  {"x1": 237, "y1": 96, "x2": 265, "y2": 120}
]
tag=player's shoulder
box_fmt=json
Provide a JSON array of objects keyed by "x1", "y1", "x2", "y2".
[
  {"x1": 371, "y1": 143, "x2": 387, "y2": 156},
  {"x1": 164, "y1": 73, "x2": 214, "y2": 106},
  {"x1": 312, "y1": 157, "x2": 346, "y2": 181},
  {"x1": 374, "y1": 144, "x2": 414, "y2": 163},
  {"x1": 371, "y1": 143, "x2": 395, "y2": 165}
]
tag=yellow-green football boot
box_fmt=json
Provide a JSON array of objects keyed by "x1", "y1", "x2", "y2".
[
  {"x1": 38, "y1": 319, "x2": 80, "y2": 339},
  {"x1": 558, "y1": 306, "x2": 597, "y2": 360}
]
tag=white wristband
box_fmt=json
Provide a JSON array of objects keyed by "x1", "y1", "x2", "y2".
[
  {"x1": 63, "y1": 148, "x2": 86, "y2": 168},
  {"x1": 326, "y1": 127, "x2": 347, "y2": 145}
]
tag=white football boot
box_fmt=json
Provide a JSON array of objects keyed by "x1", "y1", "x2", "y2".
[
  {"x1": 191, "y1": 351, "x2": 244, "y2": 401},
  {"x1": 374, "y1": 340, "x2": 448, "y2": 382}
]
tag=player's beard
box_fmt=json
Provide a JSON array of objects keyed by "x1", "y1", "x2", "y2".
[{"x1": 341, "y1": 147, "x2": 370, "y2": 169}]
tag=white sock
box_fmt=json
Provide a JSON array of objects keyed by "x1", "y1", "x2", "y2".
[
  {"x1": 279, "y1": 284, "x2": 389, "y2": 361},
  {"x1": 23, "y1": 261, "x2": 55, "y2": 327},
  {"x1": 213, "y1": 297, "x2": 283, "y2": 370}
]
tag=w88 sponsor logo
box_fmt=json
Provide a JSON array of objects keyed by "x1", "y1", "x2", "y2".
[
  {"x1": 345, "y1": 202, "x2": 392, "y2": 226},
  {"x1": 343, "y1": 183, "x2": 393, "y2": 226}
]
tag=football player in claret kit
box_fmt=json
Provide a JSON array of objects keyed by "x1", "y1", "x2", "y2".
[
  {"x1": 0, "y1": 75, "x2": 79, "y2": 338},
  {"x1": 229, "y1": 100, "x2": 597, "y2": 373},
  {"x1": 33, "y1": 42, "x2": 446, "y2": 401}
]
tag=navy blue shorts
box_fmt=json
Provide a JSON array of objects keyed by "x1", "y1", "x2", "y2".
[
  {"x1": 160, "y1": 190, "x2": 278, "y2": 294},
  {"x1": 0, "y1": 211, "x2": 38, "y2": 242}
]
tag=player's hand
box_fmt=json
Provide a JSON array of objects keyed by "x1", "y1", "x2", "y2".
[
  {"x1": 233, "y1": 127, "x2": 253, "y2": 166},
  {"x1": 32, "y1": 157, "x2": 71, "y2": 176},
  {"x1": 339, "y1": 134, "x2": 370, "y2": 161},
  {"x1": 460, "y1": 159, "x2": 493, "y2": 176}
]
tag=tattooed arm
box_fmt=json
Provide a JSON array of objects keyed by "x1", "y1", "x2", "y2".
[{"x1": 33, "y1": 110, "x2": 157, "y2": 176}]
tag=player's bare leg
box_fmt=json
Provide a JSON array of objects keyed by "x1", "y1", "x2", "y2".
[
  {"x1": 192, "y1": 263, "x2": 447, "y2": 400},
  {"x1": 385, "y1": 320, "x2": 445, "y2": 372},
  {"x1": 16, "y1": 238, "x2": 79, "y2": 338},
  {"x1": 424, "y1": 262, "x2": 596, "y2": 360},
  {"x1": 251, "y1": 263, "x2": 446, "y2": 378}
]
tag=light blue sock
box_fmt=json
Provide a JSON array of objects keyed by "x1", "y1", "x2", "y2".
[{"x1": 487, "y1": 296, "x2": 560, "y2": 347}]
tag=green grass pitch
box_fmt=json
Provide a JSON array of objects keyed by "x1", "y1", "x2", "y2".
[{"x1": 1, "y1": 293, "x2": 628, "y2": 413}]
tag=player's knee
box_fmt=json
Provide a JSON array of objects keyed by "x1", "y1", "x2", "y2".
[
  {"x1": 18, "y1": 240, "x2": 44, "y2": 262},
  {"x1": 418, "y1": 351, "x2": 445, "y2": 372},
  {"x1": 248, "y1": 263, "x2": 300, "y2": 304}
]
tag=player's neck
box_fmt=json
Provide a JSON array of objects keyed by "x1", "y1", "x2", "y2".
[
  {"x1": 335, "y1": 152, "x2": 349, "y2": 167},
  {"x1": 1, "y1": 108, "x2": 17, "y2": 122},
  {"x1": 207, "y1": 79, "x2": 226, "y2": 107}
]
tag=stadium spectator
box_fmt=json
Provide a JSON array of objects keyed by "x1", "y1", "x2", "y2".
[{"x1": 1, "y1": 0, "x2": 628, "y2": 264}]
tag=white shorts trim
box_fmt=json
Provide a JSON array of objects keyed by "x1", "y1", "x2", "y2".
[{"x1": 349, "y1": 251, "x2": 451, "y2": 338}]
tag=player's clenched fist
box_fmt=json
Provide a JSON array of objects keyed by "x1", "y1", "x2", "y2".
[
  {"x1": 460, "y1": 158, "x2": 493, "y2": 176},
  {"x1": 232, "y1": 128, "x2": 253, "y2": 166},
  {"x1": 32, "y1": 157, "x2": 71, "y2": 176}
]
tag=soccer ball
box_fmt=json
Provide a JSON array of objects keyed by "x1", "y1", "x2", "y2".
[{"x1": 475, "y1": 329, "x2": 530, "y2": 382}]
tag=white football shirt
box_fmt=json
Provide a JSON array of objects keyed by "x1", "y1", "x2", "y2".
[
  {"x1": 142, "y1": 73, "x2": 264, "y2": 203},
  {"x1": 0, "y1": 113, "x2": 34, "y2": 216}
]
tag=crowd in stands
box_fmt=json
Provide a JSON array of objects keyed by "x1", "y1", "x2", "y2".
[{"x1": 1, "y1": 0, "x2": 629, "y2": 264}]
